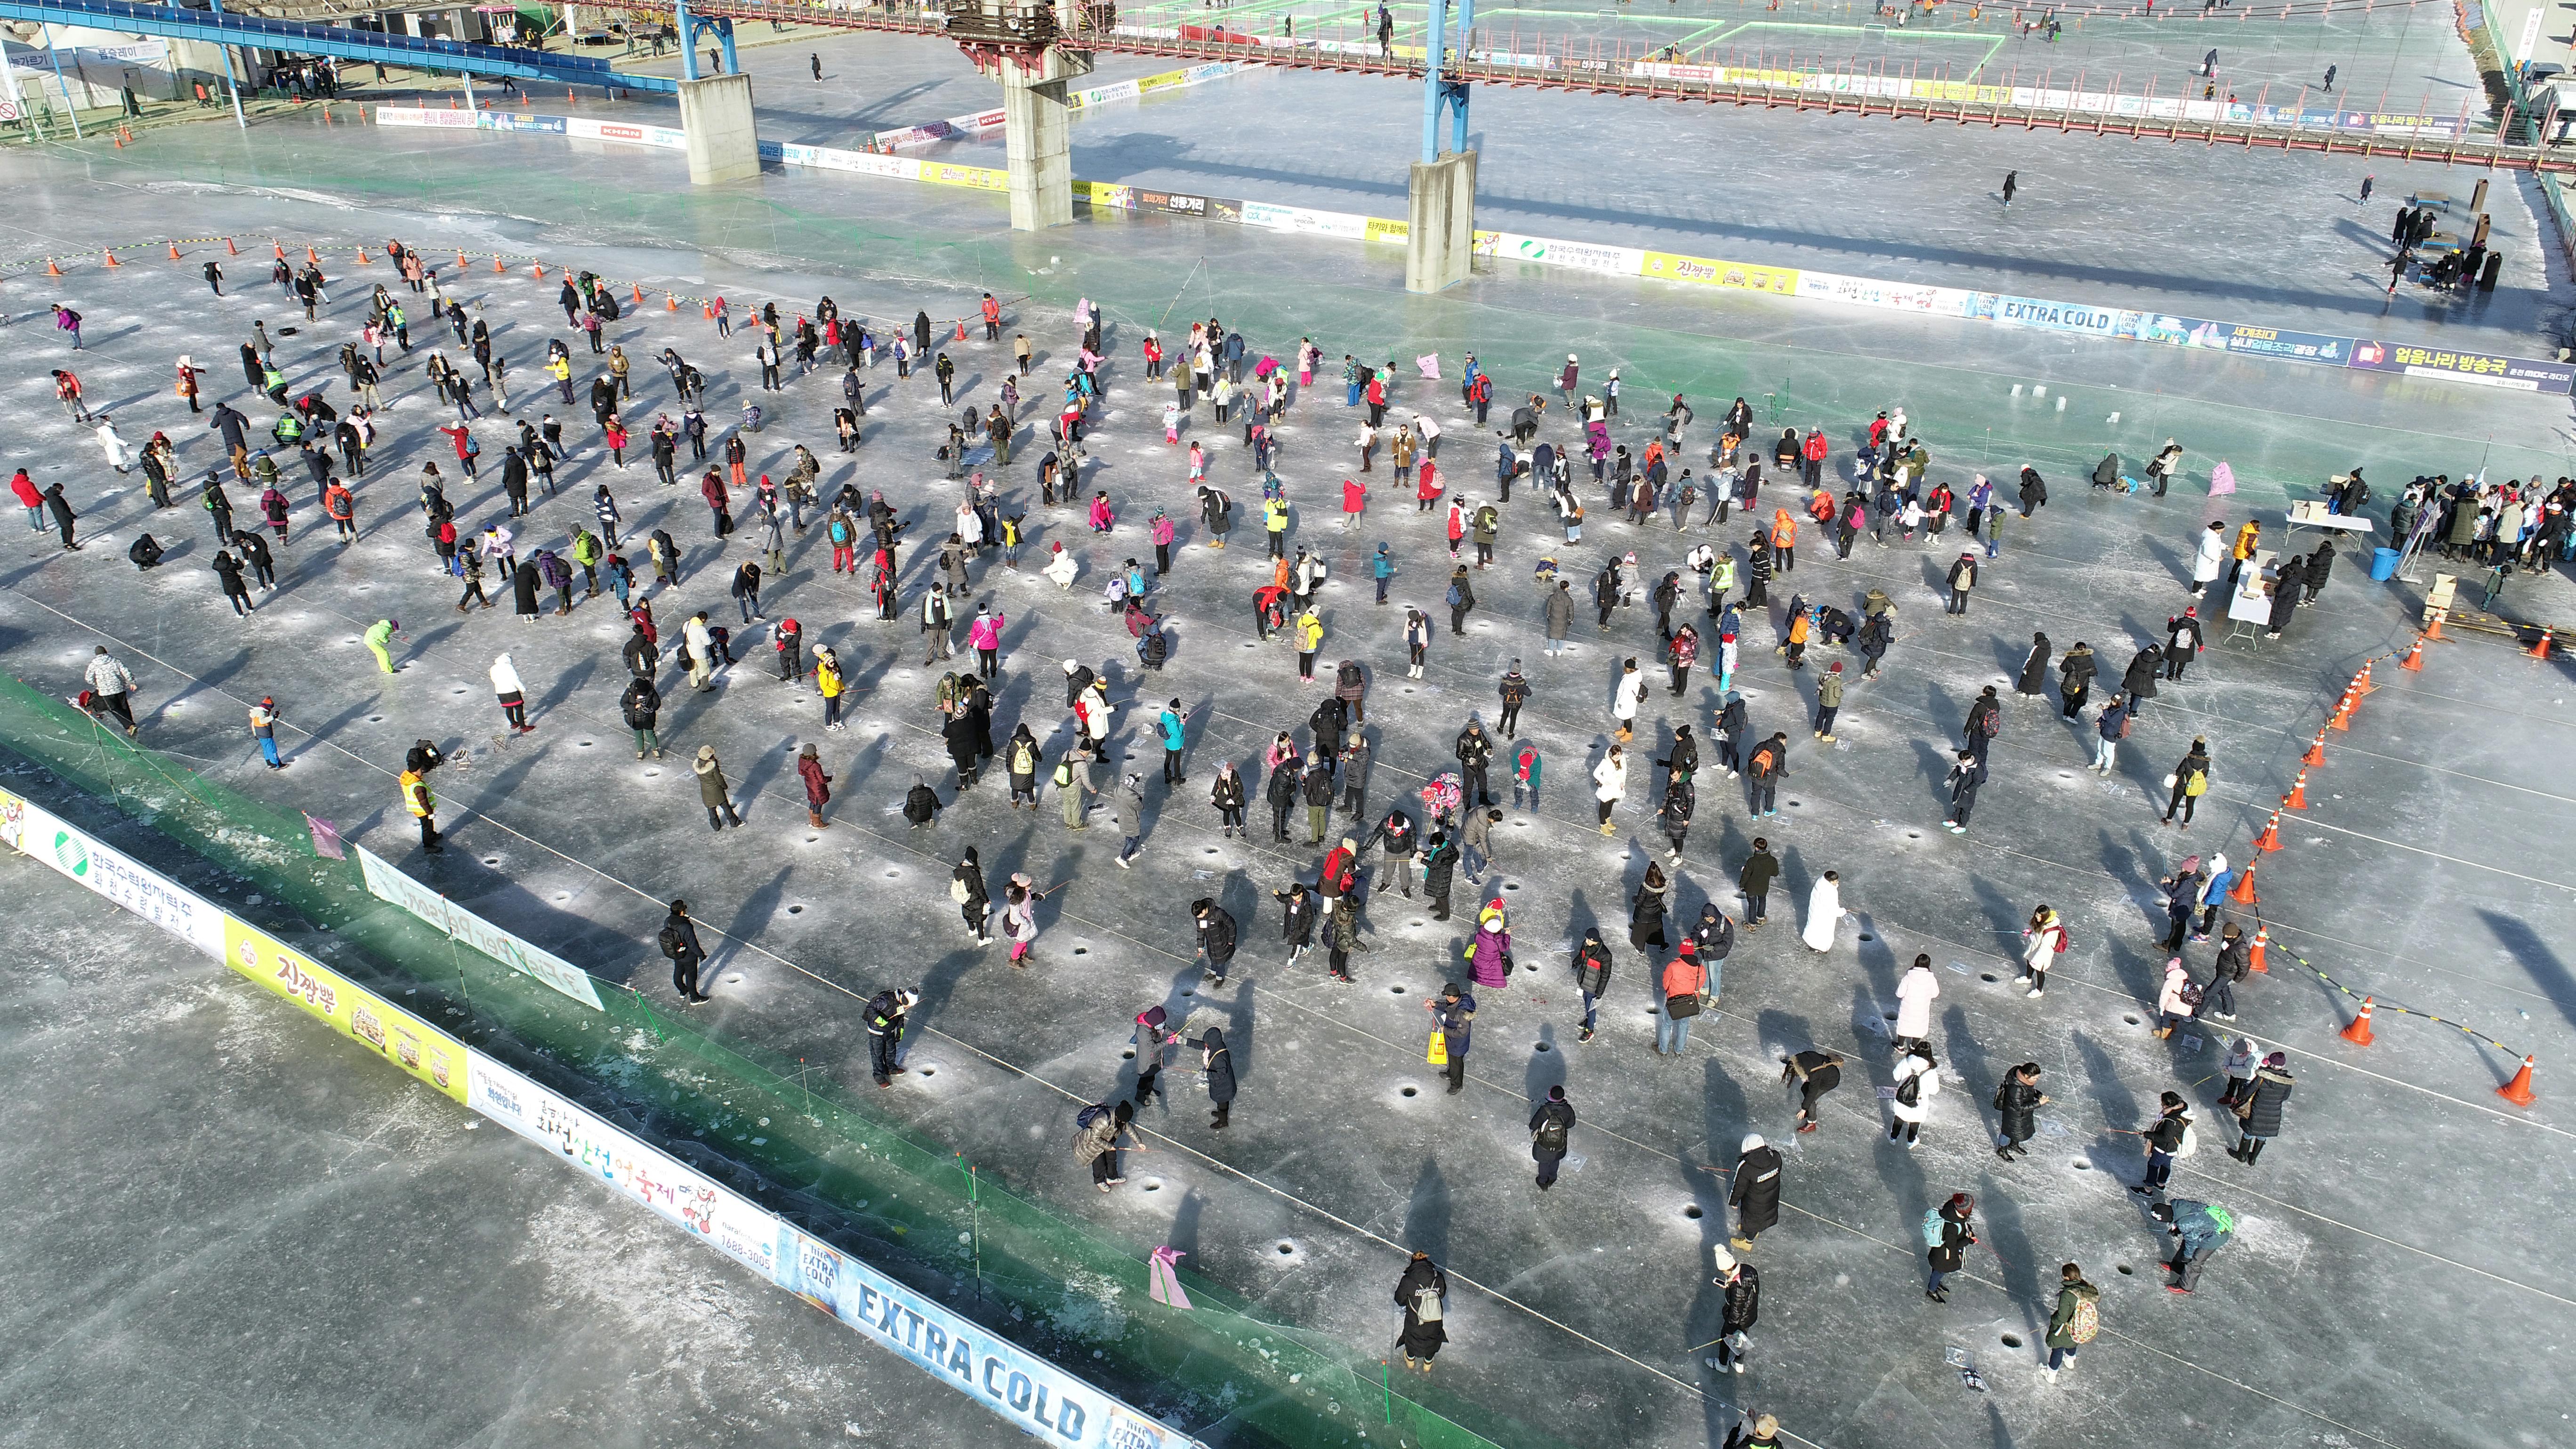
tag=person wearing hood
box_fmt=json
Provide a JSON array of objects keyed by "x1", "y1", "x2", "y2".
[
  {"x1": 1925, "y1": 1191, "x2": 1976, "y2": 1300},
  {"x1": 2231, "y1": 1051, "x2": 2292, "y2": 1163},
  {"x1": 1893, "y1": 954, "x2": 1940, "y2": 1051},
  {"x1": 796, "y1": 742, "x2": 834, "y2": 828},
  {"x1": 1688, "y1": 902, "x2": 1735, "y2": 1004},
  {"x1": 1706, "y1": 1244, "x2": 1761, "y2": 1374},
  {"x1": 2057, "y1": 641, "x2": 2096, "y2": 718},
  {"x1": 659, "y1": 900, "x2": 708, "y2": 1002},
  {"x1": 2154, "y1": 1197, "x2": 2236, "y2": 1294},
  {"x1": 1728, "y1": 1134, "x2": 1782, "y2": 1251},
  {"x1": 2122, "y1": 642, "x2": 2165, "y2": 713},
  {"x1": 2090, "y1": 451, "x2": 2121, "y2": 490},
  {"x1": 1191, "y1": 898, "x2": 1238, "y2": 986},
  {"x1": 952, "y1": 847, "x2": 991, "y2": 942},
  {"x1": 2043, "y1": 1263, "x2": 2101, "y2": 1380},
  {"x1": 1187, "y1": 1025, "x2": 1237, "y2": 1129},
  {"x1": 1993, "y1": 1062, "x2": 2047, "y2": 1161},
  {"x1": 1889, "y1": 1045, "x2": 1940, "y2": 1148},
  {"x1": 694, "y1": 745, "x2": 744, "y2": 831},
  {"x1": 96, "y1": 417, "x2": 136, "y2": 474},
  {"x1": 2015, "y1": 631, "x2": 2051, "y2": 700},
  {"x1": 2162, "y1": 736, "x2": 2212, "y2": 829},
  {"x1": 2216, "y1": 1034, "x2": 2262, "y2": 1109},
  {"x1": 1943, "y1": 551, "x2": 1979, "y2": 615},
  {"x1": 490, "y1": 652, "x2": 533, "y2": 733},
  {"x1": 1393, "y1": 1252, "x2": 1449, "y2": 1372},
  {"x1": 866, "y1": 986, "x2": 919, "y2": 1086},
  {"x1": 2132, "y1": 1090, "x2": 2194, "y2": 1198},
  {"x1": 2021, "y1": 905, "x2": 2067, "y2": 997},
  {"x1": 2191, "y1": 854, "x2": 2234, "y2": 942},
  {"x1": 1074, "y1": 1098, "x2": 1134, "y2": 1190}
]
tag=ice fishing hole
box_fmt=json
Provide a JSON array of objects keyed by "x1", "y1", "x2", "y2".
[
  {"x1": 1858, "y1": 932, "x2": 1875, "y2": 942},
  {"x1": 1179, "y1": 986, "x2": 1195, "y2": 997},
  {"x1": 2123, "y1": 1014, "x2": 2141, "y2": 1026},
  {"x1": 1682, "y1": 1205, "x2": 1704, "y2": 1220},
  {"x1": 2072, "y1": 1159, "x2": 2091, "y2": 1171},
  {"x1": 2116, "y1": 1264, "x2": 2134, "y2": 1276},
  {"x1": 1905, "y1": 830, "x2": 1921, "y2": 840},
  {"x1": 1073, "y1": 947, "x2": 1089, "y2": 956},
  {"x1": 1204, "y1": 847, "x2": 1219, "y2": 855},
  {"x1": 804, "y1": 835, "x2": 818, "y2": 843},
  {"x1": 1504, "y1": 882, "x2": 1519, "y2": 891},
  {"x1": 481, "y1": 855, "x2": 501, "y2": 866},
  {"x1": 1390, "y1": 985, "x2": 1407, "y2": 995},
  {"x1": 1401, "y1": 1086, "x2": 1419, "y2": 1097},
  {"x1": 1410, "y1": 919, "x2": 1425, "y2": 927},
  {"x1": 1788, "y1": 799, "x2": 1803, "y2": 808},
  {"x1": 885, "y1": 870, "x2": 899, "y2": 878},
  {"x1": 1276, "y1": 1241, "x2": 1296, "y2": 1256},
  {"x1": 1120, "y1": 1048, "x2": 1135, "y2": 1059},
  {"x1": 1980, "y1": 973, "x2": 1997, "y2": 983},
  {"x1": 576, "y1": 740, "x2": 593, "y2": 748},
  {"x1": 917, "y1": 1066, "x2": 936, "y2": 1077},
  {"x1": 367, "y1": 715, "x2": 384, "y2": 723},
  {"x1": 1141, "y1": 1180, "x2": 1162, "y2": 1192},
  {"x1": 2000, "y1": 1334, "x2": 2023, "y2": 1349},
  {"x1": 1534, "y1": 1041, "x2": 1552, "y2": 1053},
  {"x1": 787, "y1": 904, "x2": 804, "y2": 915},
  {"x1": 551, "y1": 892, "x2": 571, "y2": 903}
]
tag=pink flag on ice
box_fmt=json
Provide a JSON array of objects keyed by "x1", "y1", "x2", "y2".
[
  {"x1": 1416, "y1": 353, "x2": 1441, "y2": 380},
  {"x1": 1148, "y1": 1246, "x2": 1192, "y2": 1309},
  {"x1": 304, "y1": 813, "x2": 345, "y2": 860},
  {"x1": 2208, "y1": 461, "x2": 2236, "y2": 496}
]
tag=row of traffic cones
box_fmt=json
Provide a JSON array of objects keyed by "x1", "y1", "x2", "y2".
[{"x1": 2294, "y1": 639, "x2": 2540, "y2": 1105}]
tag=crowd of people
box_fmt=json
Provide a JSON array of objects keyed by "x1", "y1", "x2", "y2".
[{"x1": 30, "y1": 235, "x2": 2434, "y2": 1439}]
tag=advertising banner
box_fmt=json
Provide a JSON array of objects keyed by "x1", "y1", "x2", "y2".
[
  {"x1": 2347, "y1": 339, "x2": 2576, "y2": 392},
  {"x1": 357, "y1": 846, "x2": 603, "y2": 1011},
  {"x1": 375, "y1": 105, "x2": 477, "y2": 129},
  {"x1": 1640, "y1": 251, "x2": 1798, "y2": 295},
  {"x1": 223, "y1": 915, "x2": 469, "y2": 1103},
  {"x1": 0, "y1": 789, "x2": 226, "y2": 958},
  {"x1": 921, "y1": 161, "x2": 1008, "y2": 191},
  {"x1": 1796, "y1": 270, "x2": 1973, "y2": 317},
  {"x1": 1363, "y1": 216, "x2": 1409, "y2": 244},
  {"x1": 465, "y1": 1052, "x2": 785, "y2": 1280},
  {"x1": 1991, "y1": 294, "x2": 2120, "y2": 335},
  {"x1": 480, "y1": 112, "x2": 565, "y2": 135},
  {"x1": 565, "y1": 116, "x2": 687, "y2": 149},
  {"x1": 1238, "y1": 200, "x2": 1370, "y2": 238},
  {"x1": 1483, "y1": 232, "x2": 1644, "y2": 277},
  {"x1": 779, "y1": 1228, "x2": 1195, "y2": 1449}
]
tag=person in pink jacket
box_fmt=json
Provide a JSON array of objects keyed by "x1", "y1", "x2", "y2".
[
  {"x1": 1150, "y1": 509, "x2": 1176, "y2": 575},
  {"x1": 1088, "y1": 491, "x2": 1115, "y2": 533},
  {"x1": 967, "y1": 605, "x2": 1006, "y2": 679}
]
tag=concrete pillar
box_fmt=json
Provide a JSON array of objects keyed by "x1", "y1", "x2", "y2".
[
  {"x1": 676, "y1": 72, "x2": 758, "y2": 186},
  {"x1": 1001, "y1": 72, "x2": 1074, "y2": 231},
  {"x1": 1405, "y1": 151, "x2": 1477, "y2": 294}
]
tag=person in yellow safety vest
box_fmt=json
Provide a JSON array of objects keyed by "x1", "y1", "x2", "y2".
[{"x1": 401, "y1": 767, "x2": 443, "y2": 853}]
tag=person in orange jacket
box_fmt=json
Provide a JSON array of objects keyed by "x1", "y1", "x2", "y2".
[{"x1": 1769, "y1": 508, "x2": 1799, "y2": 574}]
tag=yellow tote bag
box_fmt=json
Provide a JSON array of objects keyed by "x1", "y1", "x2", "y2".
[{"x1": 1426, "y1": 1030, "x2": 1449, "y2": 1066}]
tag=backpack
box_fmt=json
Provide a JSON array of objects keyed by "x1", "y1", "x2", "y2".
[
  {"x1": 658, "y1": 924, "x2": 685, "y2": 959},
  {"x1": 2178, "y1": 978, "x2": 2206, "y2": 1009},
  {"x1": 1075, "y1": 1103, "x2": 1111, "y2": 1131},
  {"x1": 1051, "y1": 758, "x2": 1075, "y2": 788},
  {"x1": 1411, "y1": 1283, "x2": 1444, "y2": 1322},
  {"x1": 950, "y1": 876, "x2": 972, "y2": 904},
  {"x1": 1748, "y1": 744, "x2": 1778, "y2": 777},
  {"x1": 1921, "y1": 1208, "x2": 1946, "y2": 1249},
  {"x1": 1533, "y1": 1106, "x2": 1570, "y2": 1152},
  {"x1": 1445, "y1": 583, "x2": 1463, "y2": 608},
  {"x1": 2066, "y1": 1293, "x2": 2101, "y2": 1344},
  {"x1": 2116, "y1": 711, "x2": 2135, "y2": 740},
  {"x1": 2183, "y1": 765, "x2": 2208, "y2": 797},
  {"x1": 1895, "y1": 1071, "x2": 1922, "y2": 1108},
  {"x1": 1012, "y1": 740, "x2": 1039, "y2": 774}
]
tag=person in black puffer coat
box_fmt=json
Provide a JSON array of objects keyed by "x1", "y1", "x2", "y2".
[
  {"x1": 2231, "y1": 1052, "x2": 2293, "y2": 1163},
  {"x1": 1993, "y1": 1062, "x2": 2047, "y2": 1162}
]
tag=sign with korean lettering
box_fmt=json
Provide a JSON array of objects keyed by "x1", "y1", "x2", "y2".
[{"x1": 223, "y1": 915, "x2": 468, "y2": 1103}]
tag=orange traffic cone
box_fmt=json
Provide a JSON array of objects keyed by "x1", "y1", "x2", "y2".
[
  {"x1": 531, "y1": 263, "x2": 546, "y2": 280},
  {"x1": 667, "y1": 292, "x2": 680, "y2": 311},
  {"x1": 2352, "y1": 660, "x2": 2375, "y2": 696},
  {"x1": 274, "y1": 241, "x2": 287, "y2": 260},
  {"x1": 492, "y1": 255, "x2": 505, "y2": 273},
  {"x1": 2530, "y1": 627, "x2": 2553, "y2": 660},
  {"x1": 632, "y1": 284, "x2": 644, "y2": 308},
  {"x1": 45, "y1": 258, "x2": 62, "y2": 277},
  {"x1": 2229, "y1": 858, "x2": 2259, "y2": 904},
  {"x1": 2326, "y1": 689, "x2": 2355, "y2": 732},
  {"x1": 2400, "y1": 633, "x2": 2424, "y2": 671},
  {"x1": 356, "y1": 247, "x2": 373, "y2": 264},
  {"x1": 2423, "y1": 611, "x2": 2446, "y2": 640},
  {"x1": 307, "y1": 247, "x2": 321, "y2": 267},
  {"x1": 456, "y1": 251, "x2": 468, "y2": 268},
  {"x1": 168, "y1": 241, "x2": 182, "y2": 260},
  {"x1": 2302, "y1": 730, "x2": 2327, "y2": 767},
  {"x1": 2339, "y1": 996, "x2": 2376, "y2": 1046},
  {"x1": 702, "y1": 302, "x2": 715, "y2": 320},
  {"x1": 955, "y1": 318, "x2": 969, "y2": 342},
  {"x1": 2253, "y1": 810, "x2": 2283, "y2": 853},
  {"x1": 113, "y1": 132, "x2": 125, "y2": 150},
  {"x1": 102, "y1": 249, "x2": 122, "y2": 267},
  {"x1": 2284, "y1": 769, "x2": 2308, "y2": 810},
  {"x1": 2249, "y1": 925, "x2": 2269, "y2": 974},
  {"x1": 225, "y1": 236, "x2": 240, "y2": 256},
  {"x1": 2497, "y1": 1055, "x2": 2537, "y2": 1107}
]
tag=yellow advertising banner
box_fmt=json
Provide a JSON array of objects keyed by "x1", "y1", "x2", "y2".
[
  {"x1": 1363, "y1": 216, "x2": 1409, "y2": 245},
  {"x1": 223, "y1": 915, "x2": 468, "y2": 1103},
  {"x1": 920, "y1": 162, "x2": 1009, "y2": 192},
  {"x1": 1639, "y1": 251, "x2": 1800, "y2": 295}
]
